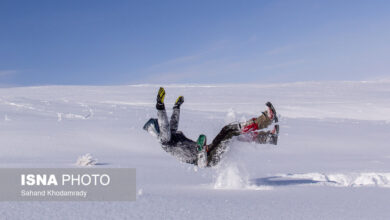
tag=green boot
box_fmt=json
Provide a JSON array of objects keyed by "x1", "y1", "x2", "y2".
[{"x1": 197, "y1": 134, "x2": 208, "y2": 168}]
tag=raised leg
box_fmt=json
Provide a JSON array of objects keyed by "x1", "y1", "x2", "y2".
[
  {"x1": 170, "y1": 108, "x2": 180, "y2": 133},
  {"x1": 157, "y1": 109, "x2": 171, "y2": 143}
]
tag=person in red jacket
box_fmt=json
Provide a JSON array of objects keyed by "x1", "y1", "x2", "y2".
[{"x1": 198, "y1": 102, "x2": 279, "y2": 167}]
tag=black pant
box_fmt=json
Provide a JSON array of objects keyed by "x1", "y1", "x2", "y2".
[{"x1": 207, "y1": 124, "x2": 241, "y2": 167}]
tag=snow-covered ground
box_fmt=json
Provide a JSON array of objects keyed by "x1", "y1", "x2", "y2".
[{"x1": 0, "y1": 81, "x2": 390, "y2": 219}]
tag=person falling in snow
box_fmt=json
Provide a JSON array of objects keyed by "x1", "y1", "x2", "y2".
[{"x1": 143, "y1": 87, "x2": 279, "y2": 167}]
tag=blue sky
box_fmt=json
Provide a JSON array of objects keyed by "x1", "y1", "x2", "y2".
[{"x1": 1, "y1": 0, "x2": 390, "y2": 85}]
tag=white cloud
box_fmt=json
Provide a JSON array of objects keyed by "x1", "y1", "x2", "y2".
[
  {"x1": 0, "y1": 70, "x2": 17, "y2": 77},
  {"x1": 142, "y1": 57, "x2": 265, "y2": 83},
  {"x1": 139, "y1": 39, "x2": 307, "y2": 83},
  {"x1": 263, "y1": 59, "x2": 306, "y2": 70}
]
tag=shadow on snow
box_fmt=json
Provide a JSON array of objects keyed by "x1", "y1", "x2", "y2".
[{"x1": 250, "y1": 176, "x2": 322, "y2": 187}]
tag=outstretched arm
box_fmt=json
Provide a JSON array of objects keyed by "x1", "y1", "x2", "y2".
[{"x1": 206, "y1": 123, "x2": 241, "y2": 167}]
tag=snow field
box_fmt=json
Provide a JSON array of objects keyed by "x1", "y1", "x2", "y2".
[{"x1": 0, "y1": 81, "x2": 390, "y2": 219}]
